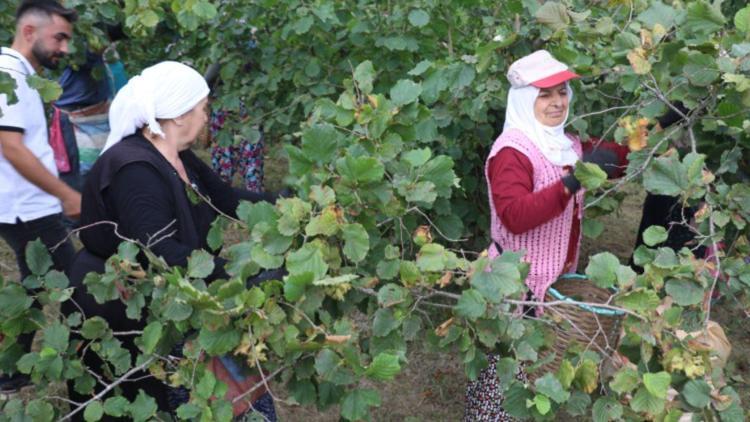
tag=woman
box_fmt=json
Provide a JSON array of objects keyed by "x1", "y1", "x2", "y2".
[
  {"x1": 464, "y1": 50, "x2": 627, "y2": 421},
  {"x1": 64, "y1": 61, "x2": 277, "y2": 420}
]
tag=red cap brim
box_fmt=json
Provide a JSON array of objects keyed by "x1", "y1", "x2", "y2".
[{"x1": 531, "y1": 70, "x2": 579, "y2": 88}]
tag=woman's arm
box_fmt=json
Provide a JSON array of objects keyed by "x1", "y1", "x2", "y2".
[
  {"x1": 105, "y1": 162, "x2": 229, "y2": 281},
  {"x1": 489, "y1": 148, "x2": 572, "y2": 234}
]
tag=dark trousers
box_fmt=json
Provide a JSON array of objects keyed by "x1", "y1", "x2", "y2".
[{"x1": 0, "y1": 213, "x2": 75, "y2": 354}]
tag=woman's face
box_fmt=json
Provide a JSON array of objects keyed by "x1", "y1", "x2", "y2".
[
  {"x1": 534, "y1": 83, "x2": 569, "y2": 127},
  {"x1": 177, "y1": 97, "x2": 209, "y2": 148}
]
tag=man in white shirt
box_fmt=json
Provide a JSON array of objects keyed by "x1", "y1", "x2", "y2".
[{"x1": 0, "y1": 0, "x2": 78, "y2": 393}]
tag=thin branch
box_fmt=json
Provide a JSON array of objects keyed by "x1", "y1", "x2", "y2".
[
  {"x1": 187, "y1": 183, "x2": 245, "y2": 227},
  {"x1": 50, "y1": 220, "x2": 136, "y2": 252},
  {"x1": 232, "y1": 361, "x2": 291, "y2": 404},
  {"x1": 406, "y1": 207, "x2": 468, "y2": 242},
  {"x1": 703, "y1": 211, "x2": 722, "y2": 326},
  {"x1": 59, "y1": 357, "x2": 155, "y2": 421}
]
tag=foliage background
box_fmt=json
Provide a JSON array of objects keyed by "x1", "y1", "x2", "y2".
[{"x1": 1, "y1": 0, "x2": 750, "y2": 421}]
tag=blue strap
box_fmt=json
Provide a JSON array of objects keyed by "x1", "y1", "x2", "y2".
[{"x1": 549, "y1": 273, "x2": 624, "y2": 316}]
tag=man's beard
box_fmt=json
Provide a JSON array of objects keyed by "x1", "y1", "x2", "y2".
[{"x1": 31, "y1": 42, "x2": 64, "y2": 70}]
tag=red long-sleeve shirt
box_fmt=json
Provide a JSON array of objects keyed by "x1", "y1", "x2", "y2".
[{"x1": 488, "y1": 140, "x2": 629, "y2": 271}]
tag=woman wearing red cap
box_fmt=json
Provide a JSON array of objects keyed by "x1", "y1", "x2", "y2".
[{"x1": 464, "y1": 50, "x2": 628, "y2": 420}]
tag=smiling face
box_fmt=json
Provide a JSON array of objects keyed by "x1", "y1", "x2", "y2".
[{"x1": 533, "y1": 83, "x2": 569, "y2": 127}]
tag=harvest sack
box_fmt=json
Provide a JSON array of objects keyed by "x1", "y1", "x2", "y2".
[{"x1": 68, "y1": 110, "x2": 110, "y2": 174}]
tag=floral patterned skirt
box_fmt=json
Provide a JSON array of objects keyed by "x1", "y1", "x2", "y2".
[{"x1": 464, "y1": 355, "x2": 527, "y2": 421}]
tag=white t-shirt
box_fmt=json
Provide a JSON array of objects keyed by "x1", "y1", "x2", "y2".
[{"x1": 0, "y1": 47, "x2": 62, "y2": 223}]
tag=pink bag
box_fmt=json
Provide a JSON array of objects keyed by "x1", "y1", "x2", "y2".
[{"x1": 49, "y1": 107, "x2": 71, "y2": 172}]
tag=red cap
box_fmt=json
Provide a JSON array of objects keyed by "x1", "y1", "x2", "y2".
[{"x1": 531, "y1": 69, "x2": 580, "y2": 88}]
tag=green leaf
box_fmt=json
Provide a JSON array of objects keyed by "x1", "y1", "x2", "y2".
[
  {"x1": 536, "y1": 1, "x2": 570, "y2": 30},
  {"x1": 643, "y1": 153, "x2": 685, "y2": 196},
  {"x1": 25, "y1": 238, "x2": 52, "y2": 276},
  {"x1": 0, "y1": 284, "x2": 33, "y2": 318},
  {"x1": 283, "y1": 272, "x2": 315, "y2": 302},
  {"x1": 342, "y1": 223, "x2": 369, "y2": 263},
  {"x1": 684, "y1": 53, "x2": 720, "y2": 87},
  {"x1": 455, "y1": 289, "x2": 487, "y2": 321},
  {"x1": 575, "y1": 161, "x2": 607, "y2": 190},
  {"x1": 336, "y1": 155, "x2": 385, "y2": 184},
  {"x1": 187, "y1": 250, "x2": 215, "y2": 279},
  {"x1": 313, "y1": 274, "x2": 358, "y2": 286},
  {"x1": 533, "y1": 394, "x2": 551, "y2": 415},
  {"x1": 408, "y1": 9, "x2": 430, "y2": 27},
  {"x1": 631, "y1": 385, "x2": 666, "y2": 415},
  {"x1": 390, "y1": 79, "x2": 422, "y2": 106},
  {"x1": 163, "y1": 300, "x2": 192, "y2": 321},
  {"x1": 610, "y1": 367, "x2": 639, "y2": 394},
  {"x1": 196, "y1": 371, "x2": 217, "y2": 400},
  {"x1": 27, "y1": 400, "x2": 54, "y2": 422},
  {"x1": 302, "y1": 124, "x2": 340, "y2": 163},
  {"x1": 130, "y1": 390, "x2": 157, "y2": 422},
  {"x1": 665, "y1": 279, "x2": 704, "y2": 306},
  {"x1": 408, "y1": 60, "x2": 432, "y2": 76},
  {"x1": 192, "y1": 1, "x2": 217, "y2": 19},
  {"x1": 583, "y1": 219, "x2": 604, "y2": 238},
  {"x1": 643, "y1": 371, "x2": 671, "y2": 399},
  {"x1": 557, "y1": 359, "x2": 575, "y2": 389},
  {"x1": 44, "y1": 270, "x2": 69, "y2": 289},
  {"x1": 377, "y1": 284, "x2": 409, "y2": 307},
  {"x1": 416, "y1": 243, "x2": 446, "y2": 272},
  {"x1": 341, "y1": 388, "x2": 381, "y2": 421},
  {"x1": 470, "y1": 260, "x2": 523, "y2": 303},
  {"x1": 81, "y1": 317, "x2": 109, "y2": 340},
  {"x1": 584, "y1": 252, "x2": 620, "y2": 289},
  {"x1": 305, "y1": 208, "x2": 339, "y2": 237},
  {"x1": 366, "y1": 353, "x2": 401, "y2": 381},
  {"x1": 309, "y1": 185, "x2": 336, "y2": 206},
  {"x1": 372, "y1": 308, "x2": 399, "y2": 337},
  {"x1": 138, "y1": 10, "x2": 160, "y2": 28},
  {"x1": 685, "y1": 0, "x2": 725, "y2": 35},
  {"x1": 592, "y1": 397, "x2": 623, "y2": 422},
  {"x1": 103, "y1": 396, "x2": 129, "y2": 417},
  {"x1": 402, "y1": 148, "x2": 432, "y2": 167},
  {"x1": 84, "y1": 401, "x2": 104, "y2": 422},
  {"x1": 140, "y1": 321, "x2": 162, "y2": 354},
  {"x1": 26, "y1": 75, "x2": 62, "y2": 102},
  {"x1": 616, "y1": 289, "x2": 660, "y2": 313},
  {"x1": 682, "y1": 379, "x2": 711, "y2": 408},
  {"x1": 353, "y1": 61, "x2": 375, "y2": 94},
  {"x1": 573, "y1": 359, "x2": 599, "y2": 394},
  {"x1": 565, "y1": 391, "x2": 591, "y2": 416},
  {"x1": 43, "y1": 322, "x2": 69, "y2": 353},
  {"x1": 535, "y1": 372, "x2": 570, "y2": 403},
  {"x1": 251, "y1": 243, "x2": 284, "y2": 269},
  {"x1": 642, "y1": 225, "x2": 668, "y2": 246},
  {"x1": 198, "y1": 325, "x2": 241, "y2": 355},
  {"x1": 175, "y1": 403, "x2": 201, "y2": 419},
  {"x1": 286, "y1": 244, "x2": 328, "y2": 280},
  {"x1": 736, "y1": 7, "x2": 750, "y2": 33}
]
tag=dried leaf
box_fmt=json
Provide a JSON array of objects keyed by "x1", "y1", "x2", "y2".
[
  {"x1": 435, "y1": 317, "x2": 454, "y2": 337},
  {"x1": 325, "y1": 335, "x2": 352, "y2": 344}
]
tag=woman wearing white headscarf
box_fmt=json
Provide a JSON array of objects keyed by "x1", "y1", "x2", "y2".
[
  {"x1": 64, "y1": 61, "x2": 278, "y2": 420},
  {"x1": 464, "y1": 51, "x2": 628, "y2": 421}
]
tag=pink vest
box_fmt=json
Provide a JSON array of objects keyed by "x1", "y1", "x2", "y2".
[{"x1": 485, "y1": 128, "x2": 584, "y2": 301}]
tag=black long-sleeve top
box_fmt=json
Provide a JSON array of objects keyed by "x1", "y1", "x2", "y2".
[{"x1": 79, "y1": 134, "x2": 274, "y2": 282}]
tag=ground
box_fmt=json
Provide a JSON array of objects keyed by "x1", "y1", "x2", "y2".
[{"x1": 1, "y1": 148, "x2": 747, "y2": 420}]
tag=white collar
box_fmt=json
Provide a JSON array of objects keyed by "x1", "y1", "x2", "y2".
[{"x1": 1, "y1": 47, "x2": 36, "y2": 76}]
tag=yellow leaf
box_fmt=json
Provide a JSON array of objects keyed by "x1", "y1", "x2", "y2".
[{"x1": 627, "y1": 48, "x2": 652, "y2": 75}]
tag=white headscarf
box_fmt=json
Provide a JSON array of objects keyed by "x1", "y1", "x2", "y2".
[
  {"x1": 503, "y1": 83, "x2": 578, "y2": 166},
  {"x1": 102, "y1": 61, "x2": 210, "y2": 153}
]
